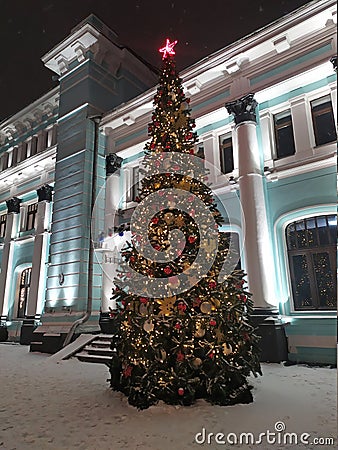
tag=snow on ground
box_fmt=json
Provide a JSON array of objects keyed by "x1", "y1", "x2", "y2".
[{"x1": 0, "y1": 343, "x2": 336, "y2": 450}]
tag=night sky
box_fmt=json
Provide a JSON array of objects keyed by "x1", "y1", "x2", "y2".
[{"x1": 1, "y1": 0, "x2": 313, "y2": 121}]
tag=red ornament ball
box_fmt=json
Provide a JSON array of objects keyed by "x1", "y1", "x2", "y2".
[
  {"x1": 174, "y1": 323, "x2": 181, "y2": 330},
  {"x1": 177, "y1": 302, "x2": 187, "y2": 311},
  {"x1": 178, "y1": 387, "x2": 185, "y2": 396},
  {"x1": 151, "y1": 217, "x2": 159, "y2": 224},
  {"x1": 123, "y1": 366, "x2": 133, "y2": 378},
  {"x1": 140, "y1": 297, "x2": 148, "y2": 304},
  {"x1": 188, "y1": 235, "x2": 196, "y2": 243},
  {"x1": 177, "y1": 351, "x2": 185, "y2": 361},
  {"x1": 210, "y1": 319, "x2": 217, "y2": 326},
  {"x1": 164, "y1": 266, "x2": 172, "y2": 275},
  {"x1": 209, "y1": 281, "x2": 217, "y2": 289}
]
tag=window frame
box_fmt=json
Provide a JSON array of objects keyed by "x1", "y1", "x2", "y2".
[
  {"x1": 24, "y1": 203, "x2": 38, "y2": 231},
  {"x1": 17, "y1": 267, "x2": 32, "y2": 319},
  {"x1": 286, "y1": 214, "x2": 337, "y2": 311},
  {"x1": 124, "y1": 163, "x2": 141, "y2": 206},
  {"x1": 0, "y1": 213, "x2": 7, "y2": 238},
  {"x1": 219, "y1": 133, "x2": 234, "y2": 175},
  {"x1": 273, "y1": 109, "x2": 296, "y2": 159},
  {"x1": 310, "y1": 95, "x2": 337, "y2": 147}
]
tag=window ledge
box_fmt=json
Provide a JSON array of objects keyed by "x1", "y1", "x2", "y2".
[{"x1": 282, "y1": 314, "x2": 336, "y2": 320}]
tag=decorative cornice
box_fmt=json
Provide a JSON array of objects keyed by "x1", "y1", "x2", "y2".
[
  {"x1": 106, "y1": 154, "x2": 123, "y2": 175},
  {"x1": 0, "y1": 89, "x2": 59, "y2": 145},
  {"x1": 42, "y1": 23, "x2": 100, "y2": 75},
  {"x1": 225, "y1": 93, "x2": 258, "y2": 124},
  {"x1": 6, "y1": 197, "x2": 22, "y2": 214},
  {"x1": 37, "y1": 184, "x2": 53, "y2": 202}
]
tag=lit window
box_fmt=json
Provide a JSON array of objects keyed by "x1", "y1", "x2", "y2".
[
  {"x1": 273, "y1": 110, "x2": 296, "y2": 159},
  {"x1": 17, "y1": 268, "x2": 31, "y2": 318},
  {"x1": 311, "y1": 95, "x2": 337, "y2": 146},
  {"x1": 219, "y1": 134, "x2": 234, "y2": 174},
  {"x1": 286, "y1": 215, "x2": 336, "y2": 311}
]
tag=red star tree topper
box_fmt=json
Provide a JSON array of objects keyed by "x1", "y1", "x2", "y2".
[{"x1": 159, "y1": 38, "x2": 178, "y2": 59}]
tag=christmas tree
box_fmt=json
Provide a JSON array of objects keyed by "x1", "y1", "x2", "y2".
[{"x1": 109, "y1": 39, "x2": 261, "y2": 409}]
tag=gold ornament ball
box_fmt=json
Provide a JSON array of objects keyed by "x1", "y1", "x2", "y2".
[
  {"x1": 192, "y1": 357, "x2": 202, "y2": 368},
  {"x1": 222, "y1": 343, "x2": 233, "y2": 355},
  {"x1": 200, "y1": 302, "x2": 212, "y2": 314},
  {"x1": 164, "y1": 212, "x2": 175, "y2": 224},
  {"x1": 143, "y1": 320, "x2": 154, "y2": 333},
  {"x1": 194, "y1": 326, "x2": 205, "y2": 338}
]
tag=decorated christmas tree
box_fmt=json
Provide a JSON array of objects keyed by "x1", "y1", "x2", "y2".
[{"x1": 109, "y1": 39, "x2": 261, "y2": 409}]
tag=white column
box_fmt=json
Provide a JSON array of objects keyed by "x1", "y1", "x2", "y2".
[
  {"x1": 226, "y1": 94, "x2": 276, "y2": 310},
  {"x1": 26, "y1": 188, "x2": 52, "y2": 318},
  {"x1": 0, "y1": 199, "x2": 21, "y2": 320},
  {"x1": 101, "y1": 155, "x2": 123, "y2": 312}
]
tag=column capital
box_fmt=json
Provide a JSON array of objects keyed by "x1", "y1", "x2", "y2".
[
  {"x1": 330, "y1": 56, "x2": 337, "y2": 73},
  {"x1": 225, "y1": 93, "x2": 258, "y2": 125},
  {"x1": 6, "y1": 197, "x2": 21, "y2": 214},
  {"x1": 106, "y1": 154, "x2": 123, "y2": 176},
  {"x1": 37, "y1": 184, "x2": 53, "y2": 202}
]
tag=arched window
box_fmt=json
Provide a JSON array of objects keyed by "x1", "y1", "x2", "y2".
[
  {"x1": 286, "y1": 215, "x2": 336, "y2": 311},
  {"x1": 17, "y1": 268, "x2": 32, "y2": 318}
]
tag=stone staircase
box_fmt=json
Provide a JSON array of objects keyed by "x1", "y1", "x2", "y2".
[{"x1": 75, "y1": 334, "x2": 114, "y2": 365}]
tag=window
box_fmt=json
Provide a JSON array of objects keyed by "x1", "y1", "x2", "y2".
[
  {"x1": 128, "y1": 166, "x2": 140, "y2": 202},
  {"x1": 30, "y1": 136, "x2": 38, "y2": 156},
  {"x1": 0, "y1": 152, "x2": 8, "y2": 171},
  {"x1": 17, "y1": 268, "x2": 31, "y2": 318},
  {"x1": 219, "y1": 134, "x2": 234, "y2": 174},
  {"x1": 311, "y1": 95, "x2": 337, "y2": 146},
  {"x1": 286, "y1": 215, "x2": 336, "y2": 310},
  {"x1": 25, "y1": 203, "x2": 38, "y2": 231},
  {"x1": 45, "y1": 127, "x2": 56, "y2": 149},
  {"x1": 0, "y1": 214, "x2": 6, "y2": 238},
  {"x1": 274, "y1": 110, "x2": 296, "y2": 158}
]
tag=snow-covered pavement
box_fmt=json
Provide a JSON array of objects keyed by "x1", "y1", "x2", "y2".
[{"x1": 0, "y1": 343, "x2": 336, "y2": 450}]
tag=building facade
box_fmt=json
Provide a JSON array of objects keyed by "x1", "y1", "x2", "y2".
[{"x1": 0, "y1": 0, "x2": 336, "y2": 363}]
